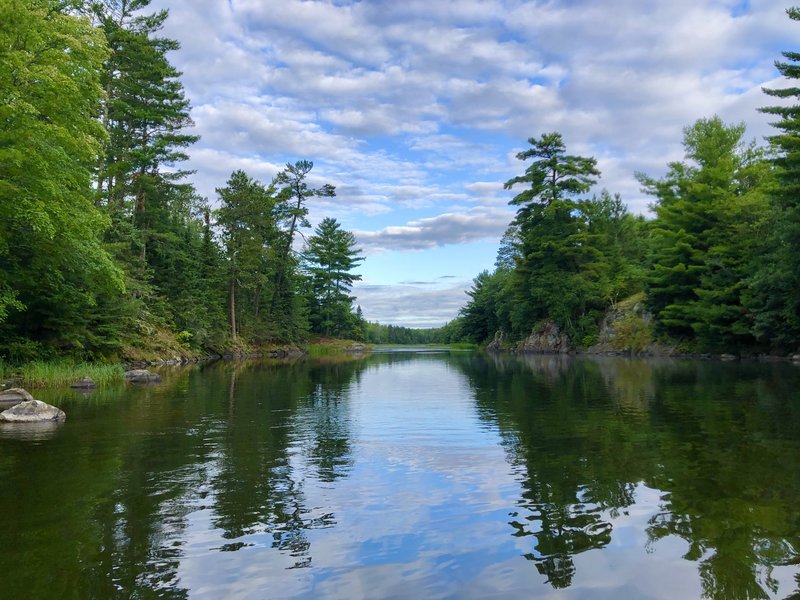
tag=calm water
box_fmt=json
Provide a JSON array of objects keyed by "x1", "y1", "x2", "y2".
[{"x1": 1, "y1": 351, "x2": 799, "y2": 599}]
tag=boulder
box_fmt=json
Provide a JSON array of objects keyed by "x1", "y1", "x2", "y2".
[
  {"x1": 124, "y1": 369, "x2": 162, "y2": 383},
  {"x1": 0, "y1": 399, "x2": 65, "y2": 422},
  {"x1": 0, "y1": 388, "x2": 34, "y2": 409},
  {"x1": 70, "y1": 377, "x2": 97, "y2": 389}
]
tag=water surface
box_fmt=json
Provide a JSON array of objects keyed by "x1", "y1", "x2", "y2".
[{"x1": 1, "y1": 352, "x2": 798, "y2": 598}]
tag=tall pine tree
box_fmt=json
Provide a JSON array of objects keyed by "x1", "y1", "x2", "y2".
[{"x1": 749, "y1": 6, "x2": 800, "y2": 348}]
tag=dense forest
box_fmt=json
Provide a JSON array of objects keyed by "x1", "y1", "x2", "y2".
[
  {"x1": 454, "y1": 7, "x2": 800, "y2": 355},
  {"x1": 0, "y1": 0, "x2": 368, "y2": 363}
]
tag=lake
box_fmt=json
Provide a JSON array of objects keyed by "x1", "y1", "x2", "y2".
[{"x1": 1, "y1": 350, "x2": 798, "y2": 599}]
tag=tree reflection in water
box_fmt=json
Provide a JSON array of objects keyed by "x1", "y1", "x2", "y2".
[
  {"x1": 454, "y1": 353, "x2": 800, "y2": 598},
  {"x1": 209, "y1": 358, "x2": 363, "y2": 568}
]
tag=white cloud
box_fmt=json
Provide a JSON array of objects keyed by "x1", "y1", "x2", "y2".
[
  {"x1": 355, "y1": 207, "x2": 513, "y2": 253},
  {"x1": 149, "y1": 0, "x2": 799, "y2": 323},
  {"x1": 353, "y1": 281, "x2": 471, "y2": 327}
]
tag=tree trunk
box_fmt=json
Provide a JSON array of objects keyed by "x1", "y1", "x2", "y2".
[{"x1": 229, "y1": 277, "x2": 237, "y2": 341}]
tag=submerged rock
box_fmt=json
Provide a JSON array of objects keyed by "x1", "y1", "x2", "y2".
[
  {"x1": 124, "y1": 369, "x2": 162, "y2": 383},
  {"x1": 0, "y1": 399, "x2": 66, "y2": 422},
  {"x1": 0, "y1": 388, "x2": 34, "y2": 409},
  {"x1": 70, "y1": 377, "x2": 97, "y2": 389},
  {"x1": 0, "y1": 420, "x2": 63, "y2": 441}
]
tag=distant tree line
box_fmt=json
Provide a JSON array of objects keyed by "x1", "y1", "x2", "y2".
[
  {"x1": 455, "y1": 7, "x2": 800, "y2": 353},
  {"x1": 362, "y1": 321, "x2": 464, "y2": 345},
  {"x1": 0, "y1": 0, "x2": 365, "y2": 362}
]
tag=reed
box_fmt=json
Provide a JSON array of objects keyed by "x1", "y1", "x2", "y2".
[{"x1": 8, "y1": 361, "x2": 125, "y2": 389}]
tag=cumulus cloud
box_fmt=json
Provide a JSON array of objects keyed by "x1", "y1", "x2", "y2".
[
  {"x1": 353, "y1": 281, "x2": 471, "y2": 327},
  {"x1": 147, "y1": 0, "x2": 798, "y2": 320},
  {"x1": 354, "y1": 207, "x2": 513, "y2": 253}
]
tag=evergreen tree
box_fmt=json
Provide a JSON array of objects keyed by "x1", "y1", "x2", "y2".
[
  {"x1": 215, "y1": 171, "x2": 281, "y2": 342},
  {"x1": 504, "y1": 133, "x2": 603, "y2": 340},
  {"x1": 302, "y1": 218, "x2": 364, "y2": 338},
  {"x1": 639, "y1": 117, "x2": 768, "y2": 349},
  {"x1": 459, "y1": 270, "x2": 511, "y2": 344},
  {"x1": 271, "y1": 161, "x2": 336, "y2": 316},
  {"x1": 749, "y1": 6, "x2": 800, "y2": 347}
]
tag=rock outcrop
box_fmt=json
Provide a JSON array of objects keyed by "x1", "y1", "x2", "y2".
[
  {"x1": 486, "y1": 331, "x2": 507, "y2": 353},
  {"x1": 517, "y1": 321, "x2": 571, "y2": 354},
  {"x1": 0, "y1": 399, "x2": 66, "y2": 422}
]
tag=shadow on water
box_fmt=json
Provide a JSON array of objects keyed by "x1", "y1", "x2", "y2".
[{"x1": 452, "y1": 353, "x2": 800, "y2": 598}]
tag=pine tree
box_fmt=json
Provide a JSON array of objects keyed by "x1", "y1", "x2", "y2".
[
  {"x1": 639, "y1": 117, "x2": 768, "y2": 349},
  {"x1": 302, "y1": 218, "x2": 364, "y2": 337},
  {"x1": 215, "y1": 171, "x2": 280, "y2": 342},
  {"x1": 749, "y1": 7, "x2": 800, "y2": 347},
  {"x1": 504, "y1": 133, "x2": 602, "y2": 340}
]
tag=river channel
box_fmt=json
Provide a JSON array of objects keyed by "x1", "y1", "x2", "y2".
[{"x1": 1, "y1": 350, "x2": 798, "y2": 598}]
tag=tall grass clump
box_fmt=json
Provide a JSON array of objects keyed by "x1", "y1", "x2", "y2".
[
  {"x1": 13, "y1": 361, "x2": 125, "y2": 389},
  {"x1": 307, "y1": 343, "x2": 341, "y2": 357}
]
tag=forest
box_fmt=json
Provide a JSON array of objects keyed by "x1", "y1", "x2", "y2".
[
  {"x1": 454, "y1": 9, "x2": 800, "y2": 354},
  {"x1": 3, "y1": 1, "x2": 800, "y2": 364},
  {"x1": 0, "y1": 0, "x2": 368, "y2": 363}
]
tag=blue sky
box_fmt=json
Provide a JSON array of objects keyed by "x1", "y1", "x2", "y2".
[{"x1": 150, "y1": 0, "x2": 797, "y2": 327}]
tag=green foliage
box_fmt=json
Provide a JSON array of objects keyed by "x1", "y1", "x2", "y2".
[
  {"x1": 363, "y1": 320, "x2": 468, "y2": 345},
  {"x1": 0, "y1": 0, "x2": 124, "y2": 359},
  {"x1": 9, "y1": 360, "x2": 124, "y2": 389},
  {"x1": 747, "y1": 7, "x2": 800, "y2": 347},
  {"x1": 271, "y1": 161, "x2": 336, "y2": 322},
  {"x1": 494, "y1": 135, "x2": 645, "y2": 343},
  {"x1": 639, "y1": 116, "x2": 770, "y2": 350},
  {"x1": 459, "y1": 269, "x2": 513, "y2": 344},
  {"x1": 504, "y1": 132, "x2": 600, "y2": 212},
  {"x1": 609, "y1": 294, "x2": 654, "y2": 353},
  {"x1": 215, "y1": 170, "x2": 282, "y2": 342},
  {"x1": 302, "y1": 218, "x2": 364, "y2": 338}
]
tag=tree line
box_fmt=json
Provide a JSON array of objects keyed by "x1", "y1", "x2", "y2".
[
  {"x1": 0, "y1": 0, "x2": 366, "y2": 363},
  {"x1": 456, "y1": 7, "x2": 800, "y2": 354}
]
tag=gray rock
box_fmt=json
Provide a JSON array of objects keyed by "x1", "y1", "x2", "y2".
[
  {"x1": 70, "y1": 377, "x2": 97, "y2": 389},
  {"x1": 486, "y1": 330, "x2": 507, "y2": 353},
  {"x1": 124, "y1": 369, "x2": 162, "y2": 383},
  {"x1": 791, "y1": 354, "x2": 800, "y2": 362},
  {"x1": 517, "y1": 321, "x2": 571, "y2": 354},
  {"x1": 0, "y1": 388, "x2": 34, "y2": 408},
  {"x1": 0, "y1": 399, "x2": 66, "y2": 422},
  {"x1": 720, "y1": 354, "x2": 738, "y2": 361}
]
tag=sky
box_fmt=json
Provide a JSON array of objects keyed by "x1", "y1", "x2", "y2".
[{"x1": 149, "y1": 0, "x2": 797, "y2": 328}]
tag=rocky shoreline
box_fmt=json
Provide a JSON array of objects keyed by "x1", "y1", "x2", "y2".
[
  {"x1": 122, "y1": 346, "x2": 306, "y2": 370},
  {"x1": 485, "y1": 321, "x2": 800, "y2": 363}
]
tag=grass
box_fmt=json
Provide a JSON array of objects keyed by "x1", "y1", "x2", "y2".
[
  {"x1": 1, "y1": 360, "x2": 125, "y2": 389},
  {"x1": 447, "y1": 342, "x2": 479, "y2": 350},
  {"x1": 306, "y1": 338, "x2": 370, "y2": 357}
]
